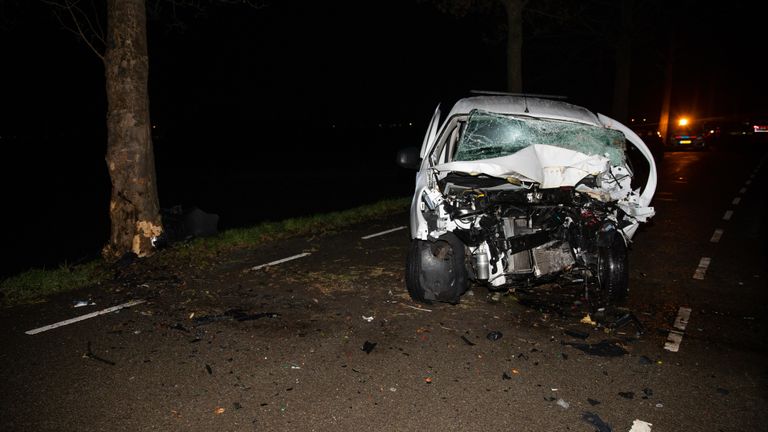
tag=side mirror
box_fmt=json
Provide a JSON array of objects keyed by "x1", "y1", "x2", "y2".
[{"x1": 396, "y1": 147, "x2": 421, "y2": 170}]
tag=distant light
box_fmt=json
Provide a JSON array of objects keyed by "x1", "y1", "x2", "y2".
[
  {"x1": 710, "y1": 129, "x2": 715, "y2": 134},
  {"x1": 409, "y1": 122, "x2": 413, "y2": 126},
  {"x1": 152, "y1": 125, "x2": 156, "y2": 129},
  {"x1": 642, "y1": 118, "x2": 646, "y2": 122},
  {"x1": 678, "y1": 117, "x2": 689, "y2": 127},
  {"x1": 631, "y1": 118, "x2": 635, "y2": 122}
]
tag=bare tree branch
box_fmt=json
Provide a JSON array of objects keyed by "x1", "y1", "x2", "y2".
[
  {"x1": 64, "y1": 0, "x2": 104, "y2": 60},
  {"x1": 42, "y1": 0, "x2": 105, "y2": 61}
]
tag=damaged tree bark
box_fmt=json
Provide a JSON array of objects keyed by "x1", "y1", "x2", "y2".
[{"x1": 103, "y1": 0, "x2": 163, "y2": 259}]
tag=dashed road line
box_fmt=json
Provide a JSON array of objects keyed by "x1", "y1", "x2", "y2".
[
  {"x1": 710, "y1": 229, "x2": 724, "y2": 243},
  {"x1": 722, "y1": 210, "x2": 734, "y2": 221},
  {"x1": 745, "y1": 179, "x2": 752, "y2": 185},
  {"x1": 693, "y1": 257, "x2": 711, "y2": 280},
  {"x1": 26, "y1": 299, "x2": 147, "y2": 335},
  {"x1": 249, "y1": 252, "x2": 311, "y2": 271},
  {"x1": 739, "y1": 187, "x2": 747, "y2": 194},
  {"x1": 664, "y1": 306, "x2": 692, "y2": 352},
  {"x1": 732, "y1": 197, "x2": 741, "y2": 205},
  {"x1": 361, "y1": 226, "x2": 407, "y2": 240}
]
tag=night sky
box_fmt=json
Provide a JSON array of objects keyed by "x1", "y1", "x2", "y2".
[{"x1": 1, "y1": 0, "x2": 766, "y2": 276}]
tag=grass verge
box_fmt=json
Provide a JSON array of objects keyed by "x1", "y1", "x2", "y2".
[{"x1": 0, "y1": 197, "x2": 410, "y2": 307}]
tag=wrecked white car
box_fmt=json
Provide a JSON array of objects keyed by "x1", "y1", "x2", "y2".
[{"x1": 397, "y1": 95, "x2": 656, "y2": 308}]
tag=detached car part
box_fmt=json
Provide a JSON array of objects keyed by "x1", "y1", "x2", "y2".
[{"x1": 399, "y1": 95, "x2": 656, "y2": 308}]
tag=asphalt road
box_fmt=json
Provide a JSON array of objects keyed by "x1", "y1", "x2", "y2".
[{"x1": 1, "y1": 144, "x2": 766, "y2": 432}]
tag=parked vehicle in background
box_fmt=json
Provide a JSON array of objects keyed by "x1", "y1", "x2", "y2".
[
  {"x1": 397, "y1": 95, "x2": 657, "y2": 310},
  {"x1": 668, "y1": 116, "x2": 707, "y2": 150}
]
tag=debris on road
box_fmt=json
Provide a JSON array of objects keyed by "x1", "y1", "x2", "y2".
[
  {"x1": 638, "y1": 355, "x2": 653, "y2": 365},
  {"x1": 564, "y1": 329, "x2": 589, "y2": 339},
  {"x1": 361, "y1": 315, "x2": 374, "y2": 322},
  {"x1": 556, "y1": 398, "x2": 570, "y2": 409},
  {"x1": 502, "y1": 372, "x2": 512, "y2": 380},
  {"x1": 629, "y1": 419, "x2": 653, "y2": 432},
  {"x1": 582, "y1": 412, "x2": 612, "y2": 432},
  {"x1": 606, "y1": 312, "x2": 645, "y2": 336},
  {"x1": 169, "y1": 323, "x2": 190, "y2": 333},
  {"x1": 460, "y1": 335, "x2": 476, "y2": 346},
  {"x1": 563, "y1": 340, "x2": 627, "y2": 357},
  {"x1": 205, "y1": 364, "x2": 213, "y2": 375},
  {"x1": 618, "y1": 391, "x2": 635, "y2": 399},
  {"x1": 486, "y1": 331, "x2": 503, "y2": 341},
  {"x1": 83, "y1": 341, "x2": 116, "y2": 366},
  {"x1": 587, "y1": 398, "x2": 601, "y2": 406},
  {"x1": 580, "y1": 314, "x2": 597, "y2": 326},
  {"x1": 214, "y1": 407, "x2": 225, "y2": 415},
  {"x1": 362, "y1": 341, "x2": 377, "y2": 354},
  {"x1": 193, "y1": 309, "x2": 280, "y2": 325},
  {"x1": 73, "y1": 300, "x2": 95, "y2": 308}
]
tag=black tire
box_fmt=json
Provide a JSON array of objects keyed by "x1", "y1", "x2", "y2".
[
  {"x1": 405, "y1": 233, "x2": 468, "y2": 304},
  {"x1": 596, "y1": 230, "x2": 629, "y2": 306}
]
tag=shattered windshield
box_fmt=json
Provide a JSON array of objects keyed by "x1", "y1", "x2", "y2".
[{"x1": 453, "y1": 110, "x2": 627, "y2": 165}]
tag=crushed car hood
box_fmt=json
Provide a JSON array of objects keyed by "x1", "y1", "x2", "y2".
[{"x1": 433, "y1": 144, "x2": 611, "y2": 189}]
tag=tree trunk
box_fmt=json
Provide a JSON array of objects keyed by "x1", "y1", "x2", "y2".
[
  {"x1": 502, "y1": 0, "x2": 524, "y2": 93},
  {"x1": 103, "y1": 0, "x2": 162, "y2": 259},
  {"x1": 611, "y1": 0, "x2": 632, "y2": 123}
]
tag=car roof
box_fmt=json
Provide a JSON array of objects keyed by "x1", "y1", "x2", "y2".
[{"x1": 446, "y1": 96, "x2": 602, "y2": 126}]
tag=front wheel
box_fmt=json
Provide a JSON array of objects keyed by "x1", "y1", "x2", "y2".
[
  {"x1": 405, "y1": 233, "x2": 468, "y2": 304},
  {"x1": 595, "y1": 230, "x2": 629, "y2": 307}
]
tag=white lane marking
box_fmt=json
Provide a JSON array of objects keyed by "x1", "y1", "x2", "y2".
[
  {"x1": 664, "y1": 307, "x2": 692, "y2": 352},
  {"x1": 722, "y1": 210, "x2": 734, "y2": 221},
  {"x1": 249, "y1": 252, "x2": 311, "y2": 271},
  {"x1": 693, "y1": 257, "x2": 711, "y2": 280},
  {"x1": 629, "y1": 419, "x2": 653, "y2": 432},
  {"x1": 664, "y1": 331, "x2": 684, "y2": 352},
  {"x1": 673, "y1": 306, "x2": 692, "y2": 331},
  {"x1": 739, "y1": 187, "x2": 747, "y2": 194},
  {"x1": 732, "y1": 197, "x2": 741, "y2": 205},
  {"x1": 745, "y1": 179, "x2": 752, "y2": 185},
  {"x1": 25, "y1": 299, "x2": 146, "y2": 335},
  {"x1": 361, "y1": 226, "x2": 407, "y2": 240},
  {"x1": 710, "y1": 229, "x2": 724, "y2": 243}
]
